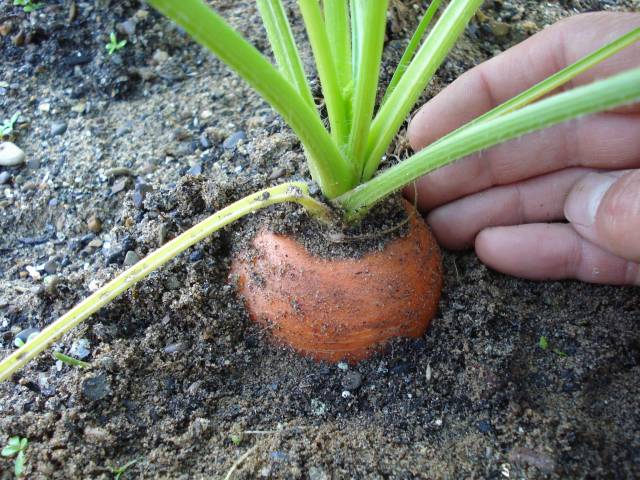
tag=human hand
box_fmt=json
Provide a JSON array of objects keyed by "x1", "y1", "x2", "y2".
[{"x1": 406, "y1": 12, "x2": 640, "y2": 285}]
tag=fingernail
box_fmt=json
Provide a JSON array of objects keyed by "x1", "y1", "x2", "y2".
[{"x1": 565, "y1": 173, "x2": 617, "y2": 227}]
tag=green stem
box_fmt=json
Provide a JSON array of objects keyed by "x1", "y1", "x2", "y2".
[
  {"x1": 381, "y1": 0, "x2": 442, "y2": 106},
  {"x1": 0, "y1": 183, "x2": 332, "y2": 382},
  {"x1": 147, "y1": 0, "x2": 354, "y2": 198},
  {"x1": 348, "y1": 0, "x2": 388, "y2": 177},
  {"x1": 257, "y1": 0, "x2": 316, "y2": 109},
  {"x1": 324, "y1": 0, "x2": 352, "y2": 101},
  {"x1": 361, "y1": 0, "x2": 483, "y2": 181},
  {"x1": 434, "y1": 26, "x2": 640, "y2": 144},
  {"x1": 298, "y1": 0, "x2": 349, "y2": 146},
  {"x1": 337, "y1": 67, "x2": 640, "y2": 220}
]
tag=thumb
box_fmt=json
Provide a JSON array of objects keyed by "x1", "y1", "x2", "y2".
[{"x1": 565, "y1": 170, "x2": 640, "y2": 262}]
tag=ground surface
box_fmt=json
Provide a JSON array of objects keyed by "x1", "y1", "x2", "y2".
[{"x1": 0, "y1": 0, "x2": 639, "y2": 478}]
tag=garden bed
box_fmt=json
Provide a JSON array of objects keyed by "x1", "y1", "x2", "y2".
[{"x1": 0, "y1": 1, "x2": 638, "y2": 478}]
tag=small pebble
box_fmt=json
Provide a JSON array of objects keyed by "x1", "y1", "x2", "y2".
[
  {"x1": 133, "y1": 182, "x2": 152, "y2": 209},
  {"x1": 50, "y1": 121, "x2": 68, "y2": 137},
  {"x1": 477, "y1": 420, "x2": 493, "y2": 434},
  {"x1": 164, "y1": 342, "x2": 186, "y2": 354},
  {"x1": 123, "y1": 250, "x2": 140, "y2": 267},
  {"x1": 82, "y1": 374, "x2": 110, "y2": 401},
  {"x1": 199, "y1": 132, "x2": 211, "y2": 149},
  {"x1": 87, "y1": 215, "x2": 102, "y2": 233},
  {"x1": 111, "y1": 177, "x2": 128, "y2": 194},
  {"x1": 0, "y1": 171, "x2": 11, "y2": 184},
  {"x1": 0, "y1": 141, "x2": 25, "y2": 167},
  {"x1": 43, "y1": 275, "x2": 60, "y2": 295},
  {"x1": 308, "y1": 466, "x2": 329, "y2": 480},
  {"x1": 337, "y1": 361, "x2": 348, "y2": 371},
  {"x1": 222, "y1": 131, "x2": 246, "y2": 150},
  {"x1": 341, "y1": 371, "x2": 363, "y2": 390},
  {"x1": 187, "y1": 163, "x2": 202, "y2": 176},
  {"x1": 43, "y1": 259, "x2": 59, "y2": 274},
  {"x1": 69, "y1": 338, "x2": 91, "y2": 359},
  {"x1": 189, "y1": 250, "x2": 204, "y2": 262},
  {"x1": 269, "y1": 167, "x2": 286, "y2": 180}
]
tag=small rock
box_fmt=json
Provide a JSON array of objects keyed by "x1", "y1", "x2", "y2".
[
  {"x1": 269, "y1": 167, "x2": 286, "y2": 180},
  {"x1": 26, "y1": 265, "x2": 41, "y2": 280},
  {"x1": 477, "y1": 420, "x2": 493, "y2": 434},
  {"x1": 187, "y1": 163, "x2": 202, "y2": 176},
  {"x1": 0, "y1": 171, "x2": 11, "y2": 184},
  {"x1": 133, "y1": 182, "x2": 152, "y2": 209},
  {"x1": 84, "y1": 427, "x2": 114, "y2": 444},
  {"x1": 189, "y1": 250, "x2": 204, "y2": 262},
  {"x1": 123, "y1": 250, "x2": 140, "y2": 267},
  {"x1": 82, "y1": 374, "x2": 110, "y2": 401},
  {"x1": 119, "y1": 19, "x2": 136, "y2": 36},
  {"x1": 50, "y1": 121, "x2": 68, "y2": 137},
  {"x1": 508, "y1": 447, "x2": 556, "y2": 473},
  {"x1": 14, "y1": 327, "x2": 40, "y2": 347},
  {"x1": 43, "y1": 275, "x2": 60, "y2": 295},
  {"x1": 308, "y1": 466, "x2": 329, "y2": 480},
  {"x1": 491, "y1": 21, "x2": 510, "y2": 37},
  {"x1": 111, "y1": 177, "x2": 129, "y2": 194},
  {"x1": 70, "y1": 338, "x2": 91, "y2": 359},
  {"x1": 0, "y1": 142, "x2": 25, "y2": 167},
  {"x1": 337, "y1": 362, "x2": 348, "y2": 371},
  {"x1": 0, "y1": 21, "x2": 12, "y2": 37},
  {"x1": 152, "y1": 49, "x2": 169, "y2": 64},
  {"x1": 341, "y1": 371, "x2": 363, "y2": 390},
  {"x1": 87, "y1": 215, "x2": 102, "y2": 233},
  {"x1": 222, "y1": 131, "x2": 246, "y2": 150},
  {"x1": 164, "y1": 342, "x2": 186, "y2": 354},
  {"x1": 43, "y1": 259, "x2": 59, "y2": 274},
  {"x1": 157, "y1": 223, "x2": 169, "y2": 246},
  {"x1": 199, "y1": 132, "x2": 211, "y2": 149}
]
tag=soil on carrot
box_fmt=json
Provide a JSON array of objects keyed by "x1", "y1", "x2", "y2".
[{"x1": 1, "y1": 1, "x2": 639, "y2": 478}]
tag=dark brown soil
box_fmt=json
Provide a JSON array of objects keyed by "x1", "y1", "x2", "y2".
[{"x1": 1, "y1": 1, "x2": 639, "y2": 479}]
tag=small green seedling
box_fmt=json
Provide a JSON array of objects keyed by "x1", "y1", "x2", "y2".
[
  {"x1": 109, "y1": 458, "x2": 139, "y2": 480},
  {"x1": 538, "y1": 336, "x2": 549, "y2": 350},
  {"x1": 230, "y1": 433, "x2": 243, "y2": 446},
  {"x1": 106, "y1": 32, "x2": 127, "y2": 55},
  {"x1": 52, "y1": 351, "x2": 91, "y2": 369},
  {"x1": 539, "y1": 335, "x2": 568, "y2": 357},
  {"x1": 0, "y1": 112, "x2": 20, "y2": 138},
  {"x1": 13, "y1": 0, "x2": 43, "y2": 13},
  {"x1": 1, "y1": 436, "x2": 28, "y2": 478}
]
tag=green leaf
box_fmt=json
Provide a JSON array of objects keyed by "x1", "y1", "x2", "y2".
[
  {"x1": 1, "y1": 445, "x2": 19, "y2": 457},
  {"x1": 14, "y1": 450, "x2": 25, "y2": 477},
  {"x1": 539, "y1": 336, "x2": 549, "y2": 350},
  {"x1": 52, "y1": 351, "x2": 91, "y2": 369},
  {"x1": 19, "y1": 438, "x2": 27, "y2": 450},
  {"x1": 8, "y1": 437, "x2": 21, "y2": 448}
]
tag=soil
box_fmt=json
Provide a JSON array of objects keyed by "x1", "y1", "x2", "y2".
[{"x1": 1, "y1": 0, "x2": 639, "y2": 479}]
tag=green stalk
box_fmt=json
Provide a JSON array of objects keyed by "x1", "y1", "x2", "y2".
[
  {"x1": 434, "y1": 26, "x2": 640, "y2": 143},
  {"x1": 0, "y1": 183, "x2": 332, "y2": 382},
  {"x1": 349, "y1": 0, "x2": 361, "y2": 86},
  {"x1": 257, "y1": 0, "x2": 316, "y2": 109},
  {"x1": 324, "y1": 0, "x2": 353, "y2": 100},
  {"x1": 362, "y1": 0, "x2": 483, "y2": 181},
  {"x1": 348, "y1": 0, "x2": 388, "y2": 176},
  {"x1": 337, "y1": 67, "x2": 640, "y2": 219},
  {"x1": 147, "y1": 0, "x2": 355, "y2": 198},
  {"x1": 381, "y1": 0, "x2": 442, "y2": 106},
  {"x1": 298, "y1": 0, "x2": 349, "y2": 146}
]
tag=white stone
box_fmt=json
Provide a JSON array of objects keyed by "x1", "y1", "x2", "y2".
[{"x1": 0, "y1": 142, "x2": 25, "y2": 167}]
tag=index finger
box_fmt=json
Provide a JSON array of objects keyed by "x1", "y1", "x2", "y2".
[{"x1": 408, "y1": 12, "x2": 640, "y2": 150}]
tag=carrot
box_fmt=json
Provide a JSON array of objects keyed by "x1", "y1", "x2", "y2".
[{"x1": 230, "y1": 203, "x2": 442, "y2": 363}]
